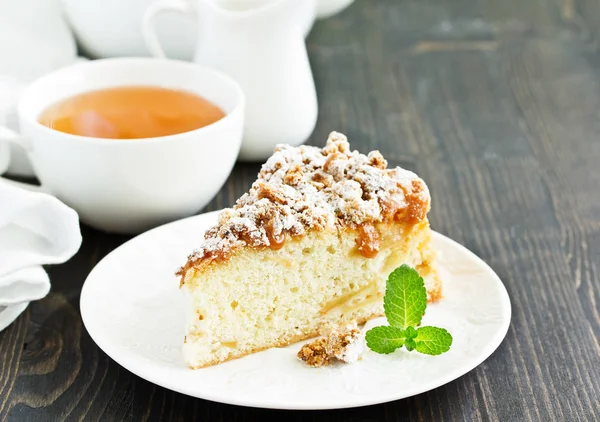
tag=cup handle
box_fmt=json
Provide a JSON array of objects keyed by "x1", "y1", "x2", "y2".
[
  {"x1": 0, "y1": 126, "x2": 44, "y2": 193},
  {"x1": 142, "y1": 0, "x2": 197, "y2": 58}
]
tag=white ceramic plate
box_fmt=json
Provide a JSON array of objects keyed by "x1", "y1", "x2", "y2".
[{"x1": 80, "y1": 210, "x2": 511, "y2": 410}]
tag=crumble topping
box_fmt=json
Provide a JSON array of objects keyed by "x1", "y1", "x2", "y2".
[
  {"x1": 297, "y1": 338, "x2": 334, "y2": 367},
  {"x1": 178, "y1": 131, "x2": 430, "y2": 277},
  {"x1": 297, "y1": 322, "x2": 364, "y2": 367}
]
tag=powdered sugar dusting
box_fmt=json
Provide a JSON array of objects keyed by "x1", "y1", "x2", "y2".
[
  {"x1": 326, "y1": 322, "x2": 364, "y2": 364},
  {"x1": 180, "y1": 132, "x2": 430, "y2": 271}
]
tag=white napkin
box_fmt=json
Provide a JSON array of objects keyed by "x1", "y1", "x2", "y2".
[{"x1": 0, "y1": 180, "x2": 82, "y2": 331}]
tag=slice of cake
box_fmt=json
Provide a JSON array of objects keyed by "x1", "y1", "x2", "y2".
[{"x1": 177, "y1": 132, "x2": 441, "y2": 369}]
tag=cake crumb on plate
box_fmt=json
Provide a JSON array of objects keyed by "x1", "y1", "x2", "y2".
[
  {"x1": 297, "y1": 338, "x2": 335, "y2": 367},
  {"x1": 298, "y1": 322, "x2": 364, "y2": 367}
]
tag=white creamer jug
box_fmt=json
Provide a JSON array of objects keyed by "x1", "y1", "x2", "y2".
[{"x1": 143, "y1": 0, "x2": 318, "y2": 161}]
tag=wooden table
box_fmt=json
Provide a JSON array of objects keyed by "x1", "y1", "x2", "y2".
[{"x1": 2, "y1": 0, "x2": 599, "y2": 420}]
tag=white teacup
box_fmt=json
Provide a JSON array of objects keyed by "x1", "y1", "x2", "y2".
[{"x1": 0, "y1": 58, "x2": 245, "y2": 234}]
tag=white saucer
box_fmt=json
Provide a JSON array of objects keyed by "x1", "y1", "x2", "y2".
[{"x1": 80, "y1": 210, "x2": 511, "y2": 410}]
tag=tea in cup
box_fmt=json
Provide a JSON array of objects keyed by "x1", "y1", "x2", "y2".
[{"x1": 0, "y1": 58, "x2": 245, "y2": 234}]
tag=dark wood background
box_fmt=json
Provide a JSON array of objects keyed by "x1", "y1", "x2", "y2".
[{"x1": 2, "y1": 0, "x2": 599, "y2": 420}]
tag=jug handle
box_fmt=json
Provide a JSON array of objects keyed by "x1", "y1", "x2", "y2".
[{"x1": 142, "y1": 0, "x2": 197, "y2": 58}]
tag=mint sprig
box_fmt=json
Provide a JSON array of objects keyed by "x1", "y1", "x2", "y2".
[{"x1": 365, "y1": 265, "x2": 452, "y2": 356}]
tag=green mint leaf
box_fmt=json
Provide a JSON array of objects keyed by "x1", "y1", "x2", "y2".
[
  {"x1": 383, "y1": 265, "x2": 427, "y2": 329},
  {"x1": 404, "y1": 326, "x2": 418, "y2": 340},
  {"x1": 414, "y1": 326, "x2": 453, "y2": 355},
  {"x1": 365, "y1": 264, "x2": 453, "y2": 357},
  {"x1": 365, "y1": 326, "x2": 406, "y2": 354}
]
